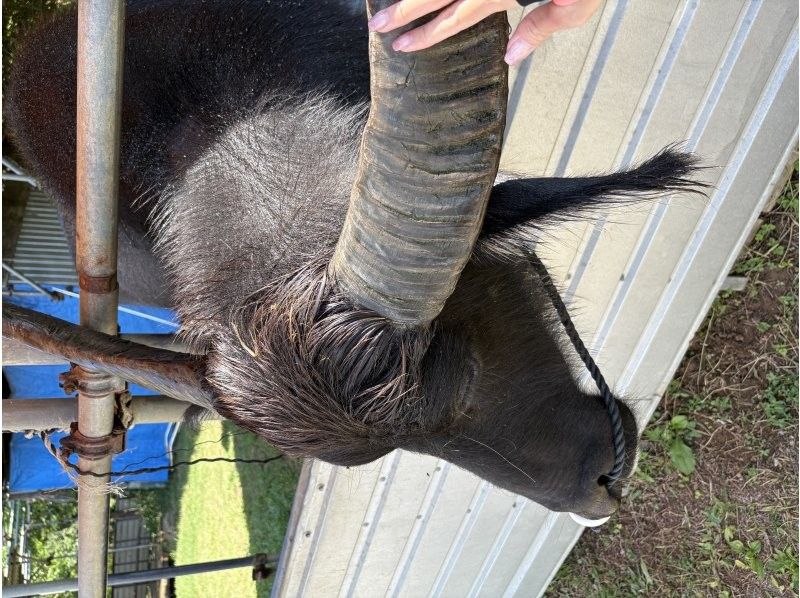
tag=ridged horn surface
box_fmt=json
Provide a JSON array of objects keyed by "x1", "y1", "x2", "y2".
[{"x1": 331, "y1": 1, "x2": 508, "y2": 325}]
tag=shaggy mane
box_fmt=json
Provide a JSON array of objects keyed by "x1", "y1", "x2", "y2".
[{"x1": 209, "y1": 261, "x2": 432, "y2": 464}]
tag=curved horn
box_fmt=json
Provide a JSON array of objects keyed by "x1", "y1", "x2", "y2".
[
  {"x1": 2, "y1": 303, "x2": 214, "y2": 409},
  {"x1": 331, "y1": 1, "x2": 508, "y2": 325}
]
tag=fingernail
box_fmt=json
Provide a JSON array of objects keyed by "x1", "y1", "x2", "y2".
[
  {"x1": 368, "y1": 10, "x2": 389, "y2": 32},
  {"x1": 393, "y1": 34, "x2": 413, "y2": 52},
  {"x1": 504, "y1": 40, "x2": 533, "y2": 65}
]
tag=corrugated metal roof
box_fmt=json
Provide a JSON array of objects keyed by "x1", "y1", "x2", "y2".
[{"x1": 6, "y1": 189, "x2": 78, "y2": 288}]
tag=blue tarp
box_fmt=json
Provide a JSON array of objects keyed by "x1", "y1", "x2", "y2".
[
  {"x1": 4, "y1": 291, "x2": 180, "y2": 494},
  {"x1": 8, "y1": 426, "x2": 172, "y2": 492}
]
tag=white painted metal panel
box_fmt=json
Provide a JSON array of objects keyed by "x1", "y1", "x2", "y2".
[
  {"x1": 275, "y1": 2, "x2": 798, "y2": 596},
  {"x1": 398, "y1": 470, "x2": 482, "y2": 597},
  {"x1": 436, "y1": 488, "x2": 517, "y2": 598},
  {"x1": 351, "y1": 453, "x2": 436, "y2": 596}
]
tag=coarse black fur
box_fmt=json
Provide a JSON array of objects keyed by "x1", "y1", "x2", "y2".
[
  {"x1": 5, "y1": 0, "x2": 370, "y2": 305},
  {"x1": 5, "y1": 0, "x2": 704, "y2": 517}
]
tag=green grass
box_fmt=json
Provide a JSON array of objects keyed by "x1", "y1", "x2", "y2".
[{"x1": 164, "y1": 421, "x2": 300, "y2": 598}]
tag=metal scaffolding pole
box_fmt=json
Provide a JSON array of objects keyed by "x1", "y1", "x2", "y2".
[
  {"x1": 2, "y1": 262, "x2": 63, "y2": 300},
  {"x1": 73, "y1": 0, "x2": 125, "y2": 595},
  {"x1": 1, "y1": 172, "x2": 38, "y2": 186},
  {"x1": 2, "y1": 396, "x2": 222, "y2": 433},
  {"x1": 2, "y1": 554, "x2": 277, "y2": 597}
]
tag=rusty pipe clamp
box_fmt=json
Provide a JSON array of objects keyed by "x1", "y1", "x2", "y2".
[
  {"x1": 58, "y1": 365, "x2": 128, "y2": 461},
  {"x1": 59, "y1": 421, "x2": 127, "y2": 461}
]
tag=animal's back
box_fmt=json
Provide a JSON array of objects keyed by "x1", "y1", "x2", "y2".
[{"x1": 5, "y1": 0, "x2": 370, "y2": 304}]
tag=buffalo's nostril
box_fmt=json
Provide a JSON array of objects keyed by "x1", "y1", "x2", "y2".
[{"x1": 597, "y1": 474, "x2": 626, "y2": 502}]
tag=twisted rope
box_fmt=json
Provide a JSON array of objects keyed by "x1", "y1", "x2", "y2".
[{"x1": 526, "y1": 254, "x2": 626, "y2": 485}]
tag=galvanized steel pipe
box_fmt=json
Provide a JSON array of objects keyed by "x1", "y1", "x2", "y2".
[
  {"x1": 2, "y1": 262, "x2": 63, "y2": 300},
  {"x1": 74, "y1": 0, "x2": 125, "y2": 596},
  {"x1": 2, "y1": 396, "x2": 220, "y2": 433},
  {"x1": 1, "y1": 172, "x2": 38, "y2": 185},
  {"x1": 2, "y1": 554, "x2": 277, "y2": 597}
]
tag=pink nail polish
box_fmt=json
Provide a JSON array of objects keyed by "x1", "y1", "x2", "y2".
[
  {"x1": 504, "y1": 40, "x2": 532, "y2": 65},
  {"x1": 393, "y1": 35, "x2": 413, "y2": 52},
  {"x1": 368, "y1": 11, "x2": 389, "y2": 32}
]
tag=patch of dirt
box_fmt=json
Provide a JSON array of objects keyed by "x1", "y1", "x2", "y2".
[{"x1": 548, "y1": 168, "x2": 798, "y2": 597}]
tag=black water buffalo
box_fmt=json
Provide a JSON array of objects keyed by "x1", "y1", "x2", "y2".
[{"x1": 4, "y1": 0, "x2": 701, "y2": 520}]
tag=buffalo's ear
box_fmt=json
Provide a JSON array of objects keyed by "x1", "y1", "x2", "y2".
[
  {"x1": 2, "y1": 303, "x2": 215, "y2": 410},
  {"x1": 480, "y1": 148, "x2": 706, "y2": 244}
]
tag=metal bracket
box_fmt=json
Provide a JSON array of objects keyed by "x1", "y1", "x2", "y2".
[
  {"x1": 116, "y1": 391, "x2": 135, "y2": 429},
  {"x1": 78, "y1": 271, "x2": 118, "y2": 295},
  {"x1": 59, "y1": 365, "x2": 126, "y2": 397},
  {"x1": 251, "y1": 553, "x2": 275, "y2": 581},
  {"x1": 60, "y1": 420, "x2": 126, "y2": 461},
  {"x1": 57, "y1": 364, "x2": 129, "y2": 460}
]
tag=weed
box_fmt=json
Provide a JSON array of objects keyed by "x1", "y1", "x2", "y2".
[
  {"x1": 709, "y1": 396, "x2": 732, "y2": 414},
  {"x1": 743, "y1": 431, "x2": 770, "y2": 458},
  {"x1": 776, "y1": 167, "x2": 799, "y2": 213},
  {"x1": 772, "y1": 343, "x2": 790, "y2": 358},
  {"x1": 778, "y1": 293, "x2": 797, "y2": 310},
  {"x1": 644, "y1": 415, "x2": 700, "y2": 475},
  {"x1": 723, "y1": 525, "x2": 766, "y2": 580},
  {"x1": 768, "y1": 546, "x2": 799, "y2": 592},
  {"x1": 777, "y1": 190, "x2": 798, "y2": 212},
  {"x1": 665, "y1": 380, "x2": 691, "y2": 400},
  {"x1": 734, "y1": 256, "x2": 766, "y2": 275},
  {"x1": 744, "y1": 466, "x2": 760, "y2": 481},
  {"x1": 704, "y1": 499, "x2": 733, "y2": 528},
  {"x1": 634, "y1": 450, "x2": 657, "y2": 484},
  {"x1": 754, "y1": 223, "x2": 776, "y2": 242},
  {"x1": 638, "y1": 559, "x2": 654, "y2": 588},
  {"x1": 717, "y1": 290, "x2": 734, "y2": 304},
  {"x1": 761, "y1": 372, "x2": 799, "y2": 429},
  {"x1": 686, "y1": 394, "x2": 732, "y2": 417},
  {"x1": 737, "y1": 188, "x2": 797, "y2": 274}
]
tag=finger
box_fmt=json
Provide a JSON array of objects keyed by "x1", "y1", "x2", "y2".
[
  {"x1": 505, "y1": 0, "x2": 602, "y2": 65},
  {"x1": 368, "y1": 0, "x2": 454, "y2": 32},
  {"x1": 393, "y1": 0, "x2": 514, "y2": 52},
  {"x1": 545, "y1": 0, "x2": 603, "y2": 28}
]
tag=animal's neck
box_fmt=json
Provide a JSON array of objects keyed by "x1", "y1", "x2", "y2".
[{"x1": 153, "y1": 95, "x2": 366, "y2": 344}]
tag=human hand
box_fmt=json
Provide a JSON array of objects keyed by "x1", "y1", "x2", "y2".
[{"x1": 368, "y1": 0, "x2": 603, "y2": 65}]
